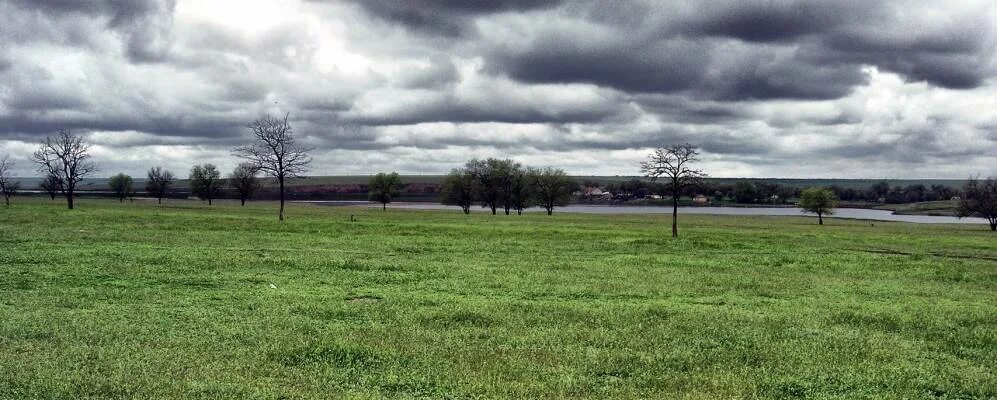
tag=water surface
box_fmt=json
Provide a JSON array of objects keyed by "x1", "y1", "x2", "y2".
[{"x1": 299, "y1": 201, "x2": 988, "y2": 225}]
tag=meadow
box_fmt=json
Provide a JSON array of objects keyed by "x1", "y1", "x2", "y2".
[{"x1": 1, "y1": 199, "x2": 994, "y2": 399}]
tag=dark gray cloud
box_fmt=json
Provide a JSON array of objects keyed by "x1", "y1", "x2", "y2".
[
  {"x1": 339, "y1": 0, "x2": 563, "y2": 37},
  {"x1": 0, "y1": 0, "x2": 995, "y2": 178},
  {"x1": 669, "y1": 1, "x2": 876, "y2": 43},
  {"x1": 6, "y1": 0, "x2": 176, "y2": 62},
  {"x1": 478, "y1": 0, "x2": 993, "y2": 95}
]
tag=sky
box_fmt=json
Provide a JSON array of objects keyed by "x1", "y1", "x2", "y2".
[{"x1": 1, "y1": 0, "x2": 996, "y2": 178}]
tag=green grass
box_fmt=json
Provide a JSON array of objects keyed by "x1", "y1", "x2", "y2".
[
  {"x1": 1, "y1": 199, "x2": 994, "y2": 399},
  {"x1": 874, "y1": 200, "x2": 961, "y2": 216}
]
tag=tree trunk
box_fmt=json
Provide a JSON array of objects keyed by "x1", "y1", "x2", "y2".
[
  {"x1": 382, "y1": 202, "x2": 386, "y2": 211},
  {"x1": 547, "y1": 207, "x2": 553, "y2": 216},
  {"x1": 158, "y1": 196, "x2": 162, "y2": 204},
  {"x1": 241, "y1": 198, "x2": 246, "y2": 206},
  {"x1": 490, "y1": 204, "x2": 496, "y2": 215},
  {"x1": 67, "y1": 190, "x2": 74, "y2": 210},
  {"x1": 671, "y1": 190, "x2": 678, "y2": 238},
  {"x1": 989, "y1": 218, "x2": 996, "y2": 231},
  {"x1": 279, "y1": 177, "x2": 286, "y2": 221},
  {"x1": 208, "y1": 198, "x2": 212, "y2": 206},
  {"x1": 818, "y1": 213, "x2": 824, "y2": 225}
]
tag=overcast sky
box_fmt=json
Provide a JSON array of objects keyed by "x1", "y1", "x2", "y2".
[{"x1": 1, "y1": 0, "x2": 995, "y2": 178}]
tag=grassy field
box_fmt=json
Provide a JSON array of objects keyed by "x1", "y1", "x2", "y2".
[{"x1": 1, "y1": 199, "x2": 994, "y2": 399}]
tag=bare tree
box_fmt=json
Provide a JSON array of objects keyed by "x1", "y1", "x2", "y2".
[
  {"x1": 190, "y1": 164, "x2": 224, "y2": 205},
  {"x1": 530, "y1": 167, "x2": 575, "y2": 216},
  {"x1": 38, "y1": 172, "x2": 62, "y2": 200},
  {"x1": 229, "y1": 162, "x2": 260, "y2": 206},
  {"x1": 641, "y1": 143, "x2": 706, "y2": 238},
  {"x1": 31, "y1": 129, "x2": 97, "y2": 209},
  {"x1": 234, "y1": 113, "x2": 312, "y2": 221},
  {"x1": 957, "y1": 176, "x2": 997, "y2": 231},
  {"x1": 146, "y1": 166, "x2": 175, "y2": 204},
  {"x1": 0, "y1": 155, "x2": 17, "y2": 206}
]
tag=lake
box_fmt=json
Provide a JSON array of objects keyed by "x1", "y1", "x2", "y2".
[{"x1": 299, "y1": 201, "x2": 989, "y2": 225}]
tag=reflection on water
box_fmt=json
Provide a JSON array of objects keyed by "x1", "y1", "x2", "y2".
[{"x1": 296, "y1": 201, "x2": 988, "y2": 225}]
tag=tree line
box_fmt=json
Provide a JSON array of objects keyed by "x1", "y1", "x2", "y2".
[
  {"x1": 436, "y1": 159, "x2": 577, "y2": 216},
  {"x1": 1, "y1": 113, "x2": 309, "y2": 221},
  {"x1": 582, "y1": 178, "x2": 963, "y2": 205},
  {"x1": 0, "y1": 124, "x2": 994, "y2": 232}
]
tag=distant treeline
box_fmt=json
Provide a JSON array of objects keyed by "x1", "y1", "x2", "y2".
[
  {"x1": 576, "y1": 178, "x2": 961, "y2": 205},
  {"x1": 13, "y1": 176, "x2": 965, "y2": 205}
]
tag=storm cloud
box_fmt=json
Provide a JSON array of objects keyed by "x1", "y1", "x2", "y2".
[{"x1": 0, "y1": 0, "x2": 995, "y2": 178}]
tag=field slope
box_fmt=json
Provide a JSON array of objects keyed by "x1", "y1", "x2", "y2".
[{"x1": 1, "y1": 199, "x2": 994, "y2": 399}]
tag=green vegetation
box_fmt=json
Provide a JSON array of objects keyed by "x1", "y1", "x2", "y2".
[
  {"x1": 875, "y1": 200, "x2": 960, "y2": 216},
  {"x1": 799, "y1": 187, "x2": 838, "y2": 225},
  {"x1": 369, "y1": 172, "x2": 403, "y2": 211},
  {"x1": 1, "y1": 199, "x2": 994, "y2": 398}
]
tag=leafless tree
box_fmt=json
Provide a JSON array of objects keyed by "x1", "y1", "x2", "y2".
[
  {"x1": 641, "y1": 143, "x2": 706, "y2": 238},
  {"x1": 38, "y1": 172, "x2": 62, "y2": 200},
  {"x1": 233, "y1": 113, "x2": 312, "y2": 221},
  {"x1": 0, "y1": 155, "x2": 17, "y2": 206},
  {"x1": 229, "y1": 162, "x2": 261, "y2": 206},
  {"x1": 146, "y1": 166, "x2": 175, "y2": 204},
  {"x1": 957, "y1": 175, "x2": 997, "y2": 231},
  {"x1": 31, "y1": 129, "x2": 97, "y2": 209}
]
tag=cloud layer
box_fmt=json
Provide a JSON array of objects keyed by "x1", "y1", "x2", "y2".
[{"x1": 1, "y1": 0, "x2": 995, "y2": 178}]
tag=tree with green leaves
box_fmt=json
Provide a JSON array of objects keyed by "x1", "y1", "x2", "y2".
[
  {"x1": 441, "y1": 167, "x2": 475, "y2": 214},
  {"x1": 146, "y1": 166, "x2": 175, "y2": 204},
  {"x1": 108, "y1": 173, "x2": 133, "y2": 202},
  {"x1": 229, "y1": 163, "x2": 260, "y2": 206},
  {"x1": 190, "y1": 164, "x2": 224, "y2": 205},
  {"x1": 530, "y1": 167, "x2": 575, "y2": 215},
  {"x1": 799, "y1": 187, "x2": 838, "y2": 225},
  {"x1": 957, "y1": 176, "x2": 996, "y2": 231},
  {"x1": 368, "y1": 172, "x2": 403, "y2": 211},
  {"x1": 641, "y1": 143, "x2": 706, "y2": 237},
  {"x1": 466, "y1": 159, "x2": 498, "y2": 214},
  {"x1": 492, "y1": 159, "x2": 522, "y2": 215},
  {"x1": 509, "y1": 167, "x2": 533, "y2": 215}
]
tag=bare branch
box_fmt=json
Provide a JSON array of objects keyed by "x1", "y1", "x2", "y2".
[
  {"x1": 30, "y1": 129, "x2": 96, "y2": 209},
  {"x1": 641, "y1": 143, "x2": 707, "y2": 237},
  {"x1": 233, "y1": 113, "x2": 312, "y2": 220}
]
